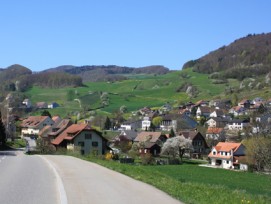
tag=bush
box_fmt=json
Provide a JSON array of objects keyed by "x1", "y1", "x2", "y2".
[{"x1": 141, "y1": 153, "x2": 155, "y2": 165}]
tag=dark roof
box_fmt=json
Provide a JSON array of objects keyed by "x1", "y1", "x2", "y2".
[
  {"x1": 118, "y1": 130, "x2": 138, "y2": 141},
  {"x1": 208, "y1": 117, "x2": 228, "y2": 122}
]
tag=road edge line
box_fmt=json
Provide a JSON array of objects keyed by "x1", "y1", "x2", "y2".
[{"x1": 39, "y1": 155, "x2": 68, "y2": 204}]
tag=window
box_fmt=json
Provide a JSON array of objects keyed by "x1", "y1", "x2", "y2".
[
  {"x1": 92, "y1": 141, "x2": 98, "y2": 147},
  {"x1": 85, "y1": 134, "x2": 92, "y2": 139},
  {"x1": 78, "y1": 141, "x2": 85, "y2": 147},
  {"x1": 226, "y1": 160, "x2": 229, "y2": 164},
  {"x1": 213, "y1": 151, "x2": 216, "y2": 155}
]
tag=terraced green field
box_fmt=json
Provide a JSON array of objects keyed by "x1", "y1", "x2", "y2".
[{"x1": 25, "y1": 68, "x2": 270, "y2": 117}]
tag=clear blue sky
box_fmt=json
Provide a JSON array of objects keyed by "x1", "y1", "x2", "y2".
[{"x1": 0, "y1": 1, "x2": 270, "y2": 71}]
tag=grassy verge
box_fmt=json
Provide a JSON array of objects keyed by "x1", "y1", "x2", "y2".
[
  {"x1": 65, "y1": 153, "x2": 271, "y2": 204},
  {"x1": 6, "y1": 139, "x2": 26, "y2": 149}
]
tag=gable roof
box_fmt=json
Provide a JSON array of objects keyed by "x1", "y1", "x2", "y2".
[
  {"x1": 52, "y1": 124, "x2": 91, "y2": 145},
  {"x1": 198, "y1": 106, "x2": 211, "y2": 113},
  {"x1": 48, "y1": 119, "x2": 73, "y2": 137},
  {"x1": 213, "y1": 142, "x2": 242, "y2": 152},
  {"x1": 206, "y1": 127, "x2": 224, "y2": 134},
  {"x1": 179, "y1": 130, "x2": 200, "y2": 140},
  {"x1": 21, "y1": 116, "x2": 50, "y2": 128},
  {"x1": 134, "y1": 132, "x2": 164, "y2": 143},
  {"x1": 118, "y1": 130, "x2": 139, "y2": 141}
]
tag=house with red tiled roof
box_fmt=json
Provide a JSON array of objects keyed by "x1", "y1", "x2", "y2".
[
  {"x1": 39, "y1": 119, "x2": 73, "y2": 142},
  {"x1": 206, "y1": 127, "x2": 225, "y2": 140},
  {"x1": 208, "y1": 142, "x2": 246, "y2": 169},
  {"x1": 51, "y1": 124, "x2": 109, "y2": 155},
  {"x1": 21, "y1": 116, "x2": 54, "y2": 137}
]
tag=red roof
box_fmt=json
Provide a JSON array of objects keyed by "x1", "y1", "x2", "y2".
[
  {"x1": 208, "y1": 142, "x2": 242, "y2": 158},
  {"x1": 206, "y1": 127, "x2": 224, "y2": 134},
  {"x1": 21, "y1": 116, "x2": 49, "y2": 127},
  {"x1": 52, "y1": 124, "x2": 91, "y2": 145}
]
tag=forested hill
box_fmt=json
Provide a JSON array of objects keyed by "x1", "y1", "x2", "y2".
[
  {"x1": 43, "y1": 65, "x2": 170, "y2": 82},
  {"x1": 183, "y1": 32, "x2": 271, "y2": 80}
]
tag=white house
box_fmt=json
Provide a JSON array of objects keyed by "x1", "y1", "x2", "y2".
[
  {"x1": 22, "y1": 99, "x2": 32, "y2": 108},
  {"x1": 142, "y1": 117, "x2": 151, "y2": 130},
  {"x1": 227, "y1": 119, "x2": 249, "y2": 131},
  {"x1": 21, "y1": 116, "x2": 54, "y2": 137},
  {"x1": 208, "y1": 142, "x2": 246, "y2": 169}
]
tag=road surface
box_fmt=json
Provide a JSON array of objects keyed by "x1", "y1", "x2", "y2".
[
  {"x1": 0, "y1": 150, "x2": 182, "y2": 204},
  {"x1": 0, "y1": 150, "x2": 58, "y2": 204}
]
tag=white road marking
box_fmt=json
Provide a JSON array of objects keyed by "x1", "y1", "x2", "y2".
[{"x1": 39, "y1": 156, "x2": 68, "y2": 204}]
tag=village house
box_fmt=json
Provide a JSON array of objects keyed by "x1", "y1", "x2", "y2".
[
  {"x1": 160, "y1": 114, "x2": 178, "y2": 131},
  {"x1": 208, "y1": 142, "x2": 247, "y2": 170},
  {"x1": 133, "y1": 131, "x2": 167, "y2": 156},
  {"x1": 141, "y1": 117, "x2": 151, "y2": 130},
  {"x1": 114, "y1": 130, "x2": 138, "y2": 143},
  {"x1": 46, "y1": 119, "x2": 73, "y2": 141},
  {"x1": 205, "y1": 117, "x2": 228, "y2": 128},
  {"x1": 120, "y1": 120, "x2": 141, "y2": 130},
  {"x1": 179, "y1": 130, "x2": 209, "y2": 157},
  {"x1": 22, "y1": 99, "x2": 32, "y2": 108},
  {"x1": 36, "y1": 102, "x2": 48, "y2": 109},
  {"x1": 238, "y1": 99, "x2": 251, "y2": 109},
  {"x1": 227, "y1": 119, "x2": 250, "y2": 131},
  {"x1": 195, "y1": 100, "x2": 209, "y2": 107},
  {"x1": 229, "y1": 106, "x2": 247, "y2": 117},
  {"x1": 205, "y1": 127, "x2": 226, "y2": 141},
  {"x1": 48, "y1": 102, "x2": 60, "y2": 109},
  {"x1": 21, "y1": 116, "x2": 54, "y2": 137},
  {"x1": 196, "y1": 106, "x2": 212, "y2": 119},
  {"x1": 209, "y1": 109, "x2": 225, "y2": 118},
  {"x1": 51, "y1": 124, "x2": 109, "y2": 155}
]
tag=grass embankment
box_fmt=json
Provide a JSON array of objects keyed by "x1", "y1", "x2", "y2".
[
  {"x1": 6, "y1": 139, "x2": 26, "y2": 149},
  {"x1": 68, "y1": 154, "x2": 271, "y2": 204}
]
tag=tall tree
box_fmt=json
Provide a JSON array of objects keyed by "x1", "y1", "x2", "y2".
[
  {"x1": 41, "y1": 110, "x2": 52, "y2": 118},
  {"x1": 0, "y1": 111, "x2": 6, "y2": 146},
  {"x1": 103, "y1": 117, "x2": 111, "y2": 130}
]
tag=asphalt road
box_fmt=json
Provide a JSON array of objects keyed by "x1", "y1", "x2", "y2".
[
  {"x1": 44, "y1": 155, "x2": 182, "y2": 204},
  {"x1": 0, "y1": 150, "x2": 58, "y2": 204},
  {"x1": 0, "y1": 150, "x2": 182, "y2": 204}
]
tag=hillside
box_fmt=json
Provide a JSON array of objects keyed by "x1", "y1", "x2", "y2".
[
  {"x1": 183, "y1": 32, "x2": 271, "y2": 80},
  {"x1": 43, "y1": 65, "x2": 170, "y2": 82}
]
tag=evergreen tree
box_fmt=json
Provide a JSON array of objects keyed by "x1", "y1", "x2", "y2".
[
  {"x1": 169, "y1": 128, "x2": 176, "y2": 137},
  {"x1": 41, "y1": 110, "x2": 52, "y2": 118},
  {"x1": 0, "y1": 111, "x2": 6, "y2": 146},
  {"x1": 104, "y1": 116, "x2": 111, "y2": 130}
]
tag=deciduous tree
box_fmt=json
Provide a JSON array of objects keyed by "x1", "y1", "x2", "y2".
[{"x1": 161, "y1": 135, "x2": 193, "y2": 161}]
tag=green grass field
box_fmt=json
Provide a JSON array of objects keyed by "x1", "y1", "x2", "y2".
[{"x1": 24, "y1": 68, "x2": 269, "y2": 118}]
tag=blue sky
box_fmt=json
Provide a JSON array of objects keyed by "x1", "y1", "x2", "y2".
[{"x1": 0, "y1": 1, "x2": 270, "y2": 71}]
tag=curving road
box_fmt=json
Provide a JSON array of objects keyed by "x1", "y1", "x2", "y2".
[
  {"x1": 0, "y1": 150, "x2": 182, "y2": 204},
  {"x1": 0, "y1": 150, "x2": 58, "y2": 204}
]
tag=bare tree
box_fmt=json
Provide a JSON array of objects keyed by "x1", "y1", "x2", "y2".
[
  {"x1": 161, "y1": 135, "x2": 193, "y2": 161},
  {"x1": 243, "y1": 136, "x2": 271, "y2": 172}
]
